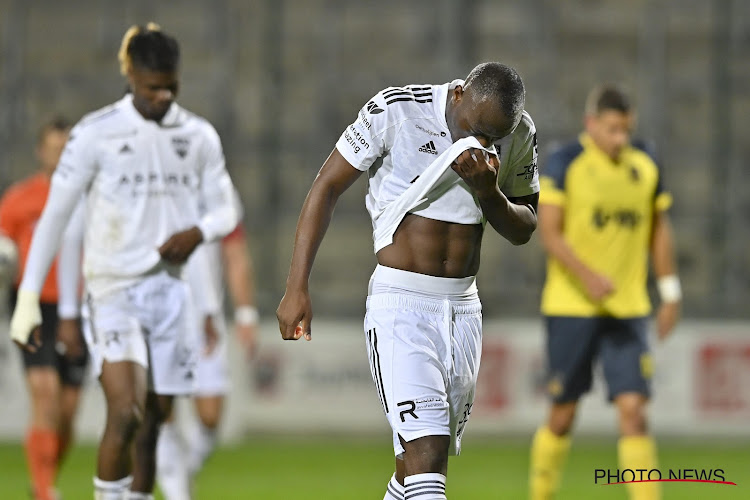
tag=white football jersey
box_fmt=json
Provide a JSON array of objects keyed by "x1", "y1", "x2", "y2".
[
  {"x1": 335, "y1": 79, "x2": 539, "y2": 243},
  {"x1": 186, "y1": 189, "x2": 245, "y2": 313},
  {"x1": 48, "y1": 94, "x2": 238, "y2": 298}
]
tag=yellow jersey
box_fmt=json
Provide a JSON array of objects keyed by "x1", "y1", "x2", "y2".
[{"x1": 539, "y1": 133, "x2": 672, "y2": 318}]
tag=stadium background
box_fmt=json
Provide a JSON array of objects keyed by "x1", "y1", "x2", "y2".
[{"x1": 0, "y1": 0, "x2": 747, "y2": 498}]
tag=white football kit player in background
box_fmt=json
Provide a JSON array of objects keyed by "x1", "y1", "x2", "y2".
[
  {"x1": 21, "y1": 91, "x2": 237, "y2": 391},
  {"x1": 278, "y1": 62, "x2": 539, "y2": 499},
  {"x1": 10, "y1": 25, "x2": 239, "y2": 500},
  {"x1": 157, "y1": 192, "x2": 259, "y2": 500}
]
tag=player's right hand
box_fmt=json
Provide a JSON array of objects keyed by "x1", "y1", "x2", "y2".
[
  {"x1": 582, "y1": 271, "x2": 615, "y2": 302},
  {"x1": 276, "y1": 289, "x2": 312, "y2": 341},
  {"x1": 451, "y1": 148, "x2": 501, "y2": 198},
  {"x1": 158, "y1": 226, "x2": 204, "y2": 264},
  {"x1": 10, "y1": 289, "x2": 43, "y2": 352},
  {"x1": 57, "y1": 318, "x2": 84, "y2": 358}
]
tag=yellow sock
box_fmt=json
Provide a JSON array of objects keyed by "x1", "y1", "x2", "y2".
[
  {"x1": 529, "y1": 426, "x2": 571, "y2": 500},
  {"x1": 618, "y1": 435, "x2": 660, "y2": 500}
]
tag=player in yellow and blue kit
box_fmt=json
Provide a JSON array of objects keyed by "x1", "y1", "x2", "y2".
[{"x1": 529, "y1": 85, "x2": 681, "y2": 500}]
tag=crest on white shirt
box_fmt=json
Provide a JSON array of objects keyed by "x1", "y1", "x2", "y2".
[{"x1": 171, "y1": 136, "x2": 191, "y2": 159}]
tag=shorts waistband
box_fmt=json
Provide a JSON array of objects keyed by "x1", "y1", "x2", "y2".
[
  {"x1": 369, "y1": 265, "x2": 478, "y2": 298},
  {"x1": 366, "y1": 292, "x2": 481, "y2": 315}
]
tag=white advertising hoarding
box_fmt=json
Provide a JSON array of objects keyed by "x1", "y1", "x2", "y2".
[{"x1": 0, "y1": 319, "x2": 748, "y2": 441}]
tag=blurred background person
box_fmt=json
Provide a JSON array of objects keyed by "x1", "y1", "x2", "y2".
[
  {"x1": 9, "y1": 23, "x2": 240, "y2": 500},
  {"x1": 529, "y1": 84, "x2": 681, "y2": 500},
  {"x1": 0, "y1": 116, "x2": 88, "y2": 500},
  {"x1": 157, "y1": 194, "x2": 258, "y2": 500}
]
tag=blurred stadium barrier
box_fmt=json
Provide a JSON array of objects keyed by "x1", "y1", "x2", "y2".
[{"x1": 1, "y1": 318, "x2": 748, "y2": 442}]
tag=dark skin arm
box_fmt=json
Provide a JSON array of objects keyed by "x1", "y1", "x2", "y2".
[
  {"x1": 277, "y1": 149, "x2": 363, "y2": 341},
  {"x1": 451, "y1": 148, "x2": 538, "y2": 245},
  {"x1": 158, "y1": 226, "x2": 204, "y2": 264}
]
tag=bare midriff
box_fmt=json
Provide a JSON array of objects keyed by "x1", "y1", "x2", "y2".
[{"x1": 376, "y1": 213, "x2": 483, "y2": 278}]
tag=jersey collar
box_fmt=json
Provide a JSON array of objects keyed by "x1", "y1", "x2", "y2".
[
  {"x1": 579, "y1": 132, "x2": 627, "y2": 166},
  {"x1": 434, "y1": 79, "x2": 464, "y2": 132},
  {"x1": 121, "y1": 93, "x2": 181, "y2": 127}
]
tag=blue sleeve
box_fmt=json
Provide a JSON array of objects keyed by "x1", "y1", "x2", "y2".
[
  {"x1": 632, "y1": 139, "x2": 667, "y2": 197},
  {"x1": 542, "y1": 141, "x2": 582, "y2": 189}
]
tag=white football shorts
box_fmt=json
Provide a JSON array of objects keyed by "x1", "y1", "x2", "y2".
[
  {"x1": 193, "y1": 312, "x2": 230, "y2": 396},
  {"x1": 364, "y1": 265, "x2": 482, "y2": 458},
  {"x1": 82, "y1": 270, "x2": 198, "y2": 395}
]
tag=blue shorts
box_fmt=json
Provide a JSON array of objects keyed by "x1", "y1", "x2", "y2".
[{"x1": 544, "y1": 316, "x2": 652, "y2": 403}]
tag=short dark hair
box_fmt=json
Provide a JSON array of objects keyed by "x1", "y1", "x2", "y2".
[
  {"x1": 37, "y1": 115, "x2": 71, "y2": 145},
  {"x1": 585, "y1": 84, "x2": 631, "y2": 115},
  {"x1": 464, "y1": 62, "x2": 525, "y2": 129},
  {"x1": 118, "y1": 23, "x2": 180, "y2": 75}
]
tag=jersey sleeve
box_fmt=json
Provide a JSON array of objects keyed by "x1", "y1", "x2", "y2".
[
  {"x1": 335, "y1": 91, "x2": 394, "y2": 171},
  {"x1": 538, "y1": 142, "x2": 582, "y2": 207},
  {"x1": 197, "y1": 123, "x2": 240, "y2": 242},
  {"x1": 57, "y1": 198, "x2": 85, "y2": 319},
  {"x1": 18, "y1": 182, "x2": 84, "y2": 294},
  {"x1": 52, "y1": 120, "x2": 99, "y2": 193},
  {"x1": 633, "y1": 139, "x2": 673, "y2": 212},
  {"x1": 498, "y1": 112, "x2": 540, "y2": 198},
  {"x1": 19, "y1": 119, "x2": 98, "y2": 294},
  {"x1": 653, "y1": 174, "x2": 673, "y2": 212}
]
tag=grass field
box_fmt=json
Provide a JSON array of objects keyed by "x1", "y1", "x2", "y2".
[{"x1": 0, "y1": 437, "x2": 745, "y2": 499}]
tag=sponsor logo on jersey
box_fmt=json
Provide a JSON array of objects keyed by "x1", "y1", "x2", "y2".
[
  {"x1": 415, "y1": 123, "x2": 446, "y2": 137},
  {"x1": 366, "y1": 101, "x2": 384, "y2": 114},
  {"x1": 171, "y1": 136, "x2": 191, "y2": 159},
  {"x1": 343, "y1": 124, "x2": 370, "y2": 154},
  {"x1": 358, "y1": 109, "x2": 372, "y2": 130},
  {"x1": 119, "y1": 143, "x2": 133, "y2": 154},
  {"x1": 516, "y1": 133, "x2": 538, "y2": 179},
  {"x1": 118, "y1": 172, "x2": 194, "y2": 187},
  {"x1": 592, "y1": 207, "x2": 642, "y2": 229},
  {"x1": 517, "y1": 162, "x2": 538, "y2": 180},
  {"x1": 418, "y1": 141, "x2": 438, "y2": 155}
]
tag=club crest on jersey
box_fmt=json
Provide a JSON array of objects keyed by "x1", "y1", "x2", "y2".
[
  {"x1": 171, "y1": 136, "x2": 191, "y2": 159},
  {"x1": 366, "y1": 101, "x2": 384, "y2": 114},
  {"x1": 629, "y1": 166, "x2": 640, "y2": 182}
]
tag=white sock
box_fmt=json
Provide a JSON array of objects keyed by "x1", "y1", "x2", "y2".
[
  {"x1": 186, "y1": 423, "x2": 218, "y2": 477},
  {"x1": 94, "y1": 475, "x2": 132, "y2": 500},
  {"x1": 404, "y1": 473, "x2": 447, "y2": 499},
  {"x1": 384, "y1": 473, "x2": 404, "y2": 499},
  {"x1": 126, "y1": 493, "x2": 154, "y2": 500},
  {"x1": 156, "y1": 422, "x2": 191, "y2": 500}
]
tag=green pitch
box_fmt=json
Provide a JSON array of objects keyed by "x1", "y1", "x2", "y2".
[{"x1": 0, "y1": 437, "x2": 745, "y2": 499}]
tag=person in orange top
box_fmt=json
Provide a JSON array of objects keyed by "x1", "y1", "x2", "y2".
[{"x1": 0, "y1": 116, "x2": 88, "y2": 500}]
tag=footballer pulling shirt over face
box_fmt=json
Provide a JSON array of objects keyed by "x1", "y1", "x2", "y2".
[{"x1": 336, "y1": 79, "x2": 539, "y2": 251}]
